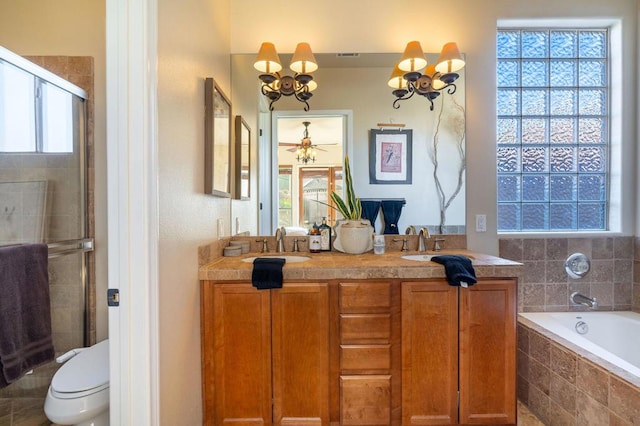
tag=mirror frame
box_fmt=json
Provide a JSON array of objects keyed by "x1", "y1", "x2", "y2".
[
  {"x1": 234, "y1": 115, "x2": 251, "y2": 200},
  {"x1": 204, "y1": 77, "x2": 232, "y2": 198}
]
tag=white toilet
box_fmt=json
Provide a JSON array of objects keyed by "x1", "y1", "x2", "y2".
[{"x1": 44, "y1": 339, "x2": 110, "y2": 426}]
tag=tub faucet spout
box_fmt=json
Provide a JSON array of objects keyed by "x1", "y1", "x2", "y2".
[{"x1": 571, "y1": 292, "x2": 598, "y2": 310}]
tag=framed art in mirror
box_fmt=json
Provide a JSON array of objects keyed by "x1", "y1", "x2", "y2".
[
  {"x1": 234, "y1": 115, "x2": 251, "y2": 200},
  {"x1": 204, "y1": 77, "x2": 232, "y2": 197},
  {"x1": 369, "y1": 129, "x2": 412, "y2": 184}
]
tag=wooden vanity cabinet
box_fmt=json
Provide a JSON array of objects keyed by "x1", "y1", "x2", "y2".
[
  {"x1": 202, "y1": 276, "x2": 516, "y2": 426},
  {"x1": 201, "y1": 281, "x2": 330, "y2": 426},
  {"x1": 401, "y1": 278, "x2": 517, "y2": 425}
]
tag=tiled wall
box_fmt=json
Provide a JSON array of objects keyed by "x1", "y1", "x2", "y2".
[
  {"x1": 499, "y1": 237, "x2": 634, "y2": 312},
  {"x1": 518, "y1": 320, "x2": 640, "y2": 425}
]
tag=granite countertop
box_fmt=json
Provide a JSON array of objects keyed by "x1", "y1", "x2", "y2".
[{"x1": 198, "y1": 249, "x2": 523, "y2": 282}]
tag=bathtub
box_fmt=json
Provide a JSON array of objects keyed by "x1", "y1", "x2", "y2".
[
  {"x1": 519, "y1": 311, "x2": 640, "y2": 379},
  {"x1": 518, "y1": 311, "x2": 640, "y2": 424}
]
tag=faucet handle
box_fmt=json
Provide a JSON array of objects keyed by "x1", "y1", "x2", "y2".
[
  {"x1": 256, "y1": 238, "x2": 269, "y2": 253},
  {"x1": 433, "y1": 238, "x2": 445, "y2": 252},
  {"x1": 393, "y1": 238, "x2": 409, "y2": 252},
  {"x1": 292, "y1": 238, "x2": 306, "y2": 252}
]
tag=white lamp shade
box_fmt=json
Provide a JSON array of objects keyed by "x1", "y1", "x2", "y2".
[
  {"x1": 435, "y1": 42, "x2": 465, "y2": 74},
  {"x1": 254, "y1": 42, "x2": 283, "y2": 73},
  {"x1": 290, "y1": 42, "x2": 318, "y2": 74},
  {"x1": 398, "y1": 41, "x2": 427, "y2": 72},
  {"x1": 387, "y1": 63, "x2": 408, "y2": 89}
]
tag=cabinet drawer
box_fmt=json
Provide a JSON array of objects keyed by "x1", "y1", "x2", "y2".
[
  {"x1": 340, "y1": 344, "x2": 390, "y2": 372},
  {"x1": 340, "y1": 314, "x2": 390, "y2": 344},
  {"x1": 340, "y1": 375, "x2": 391, "y2": 425},
  {"x1": 339, "y1": 282, "x2": 391, "y2": 313}
]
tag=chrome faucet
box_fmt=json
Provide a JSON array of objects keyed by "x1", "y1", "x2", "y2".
[
  {"x1": 433, "y1": 238, "x2": 445, "y2": 252},
  {"x1": 275, "y1": 226, "x2": 286, "y2": 253},
  {"x1": 570, "y1": 292, "x2": 598, "y2": 310},
  {"x1": 417, "y1": 227, "x2": 430, "y2": 252},
  {"x1": 405, "y1": 225, "x2": 417, "y2": 235}
]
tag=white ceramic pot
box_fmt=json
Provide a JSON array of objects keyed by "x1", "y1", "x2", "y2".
[{"x1": 333, "y1": 219, "x2": 374, "y2": 254}]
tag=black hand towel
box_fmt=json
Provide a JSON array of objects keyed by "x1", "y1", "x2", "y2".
[
  {"x1": 360, "y1": 200, "x2": 381, "y2": 229},
  {"x1": 380, "y1": 200, "x2": 404, "y2": 234},
  {"x1": 252, "y1": 257, "x2": 286, "y2": 290},
  {"x1": 0, "y1": 243, "x2": 54, "y2": 388},
  {"x1": 431, "y1": 255, "x2": 477, "y2": 287}
]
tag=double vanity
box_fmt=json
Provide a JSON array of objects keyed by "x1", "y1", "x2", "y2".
[{"x1": 199, "y1": 238, "x2": 522, "y2": 425}]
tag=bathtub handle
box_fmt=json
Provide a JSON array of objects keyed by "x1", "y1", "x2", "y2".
[{"x1": 575, "y1": 321, "x2": 589, "y2": 335}]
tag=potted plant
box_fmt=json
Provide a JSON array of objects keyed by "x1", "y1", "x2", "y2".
[{"x1": 331, "y1": 156, "x2": 374, "y2": 254}]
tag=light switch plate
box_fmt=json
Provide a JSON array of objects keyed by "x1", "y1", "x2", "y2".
[{"x1": 475, "y1": 214, "x2": 487, "y2": 232}]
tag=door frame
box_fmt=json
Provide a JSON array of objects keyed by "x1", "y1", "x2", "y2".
[
  {"x1": 263, "y1": 110, "x2": 353, "y2": 233},
  {"x1": 106, "y1": 0, "x2": 159, "y2": 423}
]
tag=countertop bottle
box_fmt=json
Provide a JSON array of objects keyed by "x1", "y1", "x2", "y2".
[
  {"x1": 318, "y1": 217, "x2": 332, "y2": 251},
  {"x1": 309, "y1": 223, "x2": 321, "y2": 253}
]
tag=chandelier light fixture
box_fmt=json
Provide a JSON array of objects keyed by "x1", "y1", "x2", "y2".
[
  {"x1": 254, "y1": 42, "x2": 318, "y2": 111},
  {"x1": 388, "y1": 41, "x2": 465, "y2": 110},
  {"x1": 295, "y1": 121, "x2": 317, "y2": 164}
]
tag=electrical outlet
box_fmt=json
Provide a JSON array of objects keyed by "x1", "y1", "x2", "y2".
[{"x1": 475, "y1": 214, "x2": 487, "y2": 232}]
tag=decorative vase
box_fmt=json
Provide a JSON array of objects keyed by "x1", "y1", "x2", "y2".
[{"x1": 333, "y1": 219, "x2": 374, "y2": 254}]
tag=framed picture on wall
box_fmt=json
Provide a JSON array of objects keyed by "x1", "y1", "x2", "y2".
[
  {"x1": 204, "y1": 77, "x2": 232, "y2": 197},
  {"x1": 234, "y1": 115, "x2": 251, "y2": 200},
  {"x1": 369, "y1": 129, "x2": 412, "y2": 184}
]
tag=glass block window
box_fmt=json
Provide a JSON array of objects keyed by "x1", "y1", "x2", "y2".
[{"x1": 497, "y1": 29, "x2": 609, "y2": 231}]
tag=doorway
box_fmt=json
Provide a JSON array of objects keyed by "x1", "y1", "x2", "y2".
[{"x1": 266, "y1": 111, "x2": 351, "y2": 234}]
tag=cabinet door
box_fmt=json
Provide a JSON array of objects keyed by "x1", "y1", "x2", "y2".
[
  {"x1": 208, "y1": 283, "x2": 272, "y2": 426},
  {"x1": 459, "y1": 279, "x2": 517, "y2": 424},
  {"x1": 401, "y1": 281, "x2": 458, "y2": 425},
  {"x1": 271, "y1": 282, "x2": 330, "y2": 426}
]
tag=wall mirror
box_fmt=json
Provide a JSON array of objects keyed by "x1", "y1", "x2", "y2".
[
  {"x1": 204, "y1": 77, "x2": 232, "y2": 197},
  {"x1": 230, "y1": 52, "x2": 466, "y2": 235}
]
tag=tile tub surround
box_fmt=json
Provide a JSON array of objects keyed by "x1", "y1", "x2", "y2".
[
  {"x1": 518, "y1": 316, "x2": 640, "y2": 425},
  {"x1": 499, "y1": 237, "x2": 634, "y2": 312}
]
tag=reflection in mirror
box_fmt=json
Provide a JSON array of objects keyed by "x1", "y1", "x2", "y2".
[
  {"x1": 230, "y1": 52, "x2": 466, "y2": 235},
  {"x1": 234, "y1": 115, "x2": 251, "y2": 200},
  {"x1": 275, "y1": 115, "x2": 344, "y2": 231}
]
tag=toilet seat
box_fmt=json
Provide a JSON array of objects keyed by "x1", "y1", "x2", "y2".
[{"x1": 51, "y1": 339, "x2": 109, "y2": 398}]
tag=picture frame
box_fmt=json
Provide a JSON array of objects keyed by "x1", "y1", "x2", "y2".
[
  {"x1": 369, "y1": 129, "x2": 412, "y2": 184},
  {"x1": 204, "y1": 77, "x2": 232, "y2": 197},
  {"x1": 234, "y1": 115, "x2": 251, "y2": 200}
]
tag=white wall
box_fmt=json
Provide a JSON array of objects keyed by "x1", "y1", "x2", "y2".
[
  {"x1": 231, "y1": 0, "x2": 639, "y2": 254},
  {"x1": 157, "y1": 0, "x2": 230, "y2": 423},
  {"x1": 0, "y1": 0, "x2": 109, "y2": 339}
]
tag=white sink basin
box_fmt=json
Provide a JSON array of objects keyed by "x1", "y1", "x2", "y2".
[
  {"x1": 401, "y1": 253, "x2": 473, "y2": 262},
  {"x1": 242, "y1": 255, "x2": 311, "y2": 263},
  {"x1": 401, "y1": 254, "x2": 437, "y2": 262}
]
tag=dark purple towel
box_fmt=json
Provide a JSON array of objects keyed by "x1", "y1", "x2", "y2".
[{"x1": 0, "y1": 243, "x2": 54, "y2": 388}]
